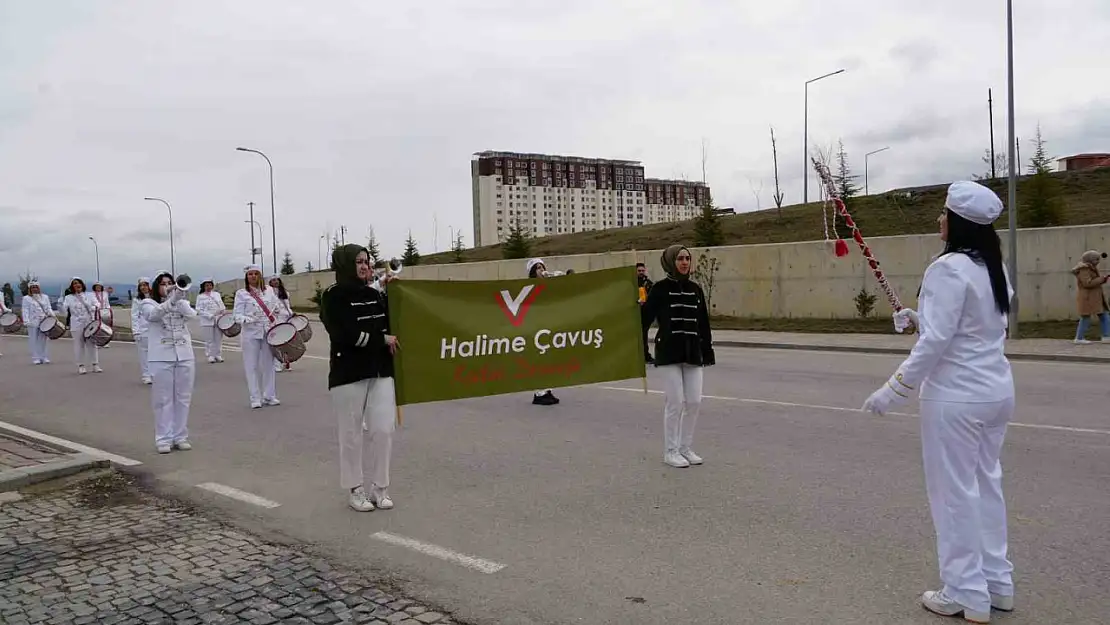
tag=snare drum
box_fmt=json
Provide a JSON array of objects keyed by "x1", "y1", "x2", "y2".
[
  {"x1": 39, "y1": 317, "x2": 67, "y2": 340},
  {"x1": 83, "y1": 320, "x2": 114, "y2": 347},
  {"x1": 215, "y1": 312, "x2": 241, "y2": 338},
  {"x1": 0, "y1": 311, "x2": 23, "y2": 334},
  {"x1": 290, "y1": 314, "x2": 313, "y2": 343},
  {"x1": 266, "y1": 322, "x2": 306, "y2": 365}
]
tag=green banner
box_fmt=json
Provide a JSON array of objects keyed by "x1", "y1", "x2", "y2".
[{"x1": 388, "y1": 267, "x2": 645, "y2": 405}]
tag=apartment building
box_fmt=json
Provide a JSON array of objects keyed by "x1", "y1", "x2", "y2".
[{"x1": 471, "y1": 151, "x2": 711, "y2": 247}]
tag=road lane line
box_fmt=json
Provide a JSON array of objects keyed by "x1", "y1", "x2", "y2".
[
  {"x1": 370, "y1": 531, "x2": 506, "y2": 574},
  {"x1": 0, "y1": 420, "x2": 143, "y2": 466},
  {"x1": 598, "y1": 386, "x2": 1110, "y2": 436},
  {"x1": 196, "y1": 483, "x2": 281, "y2": 508}
]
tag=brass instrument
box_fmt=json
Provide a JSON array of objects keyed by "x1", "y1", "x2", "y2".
[{"x1": 371, "y1": 259, "x2": 402, "y2": 291}]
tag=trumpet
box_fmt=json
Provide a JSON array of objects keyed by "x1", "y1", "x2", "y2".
[
  {"x1": 168, "y1": 274, "x2": 191, "y2": 302},
  {"x1": 539, "y1": 269, "x2": 565, "y2": 278},
  {"x1": 370, "y1": 259, "x2": 402, "y2": 291}
]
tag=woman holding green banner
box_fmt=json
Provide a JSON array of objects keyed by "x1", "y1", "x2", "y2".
[
  {"x1": 321, "y1": 244, "x2": 401, "y2": 513},
  {"x1": 642, "y1": 245, "x2": 715, "y2": 469}
]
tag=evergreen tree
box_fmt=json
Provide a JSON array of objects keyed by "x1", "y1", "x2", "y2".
[
  {"x1": 502, "y1": 218, "x2": 532, "y2": 259},
  {"x1": 304, "y1": 261, "x2": 315, "y2": 273},
  {"x1": 451, "y1": 233, "x2": 466, "y2": 263},
  {"x1": 693, "y1": 195, "x2": 723, "y2": 247},
  {"x1": 18, "y1": 271, "x2": 37, "y2": 297},
  {"x1": 366, "y1": 227, "x2": 381, "y2": 262},
  {"x1": 401, "y1": 232, "x2": 421, "y2": 266},
  {"x1": 1021, "y1": 124, "x2": 1063, "y2": 227},
  {"x1": 833, "y1": 140, "x2": 861, "y2": 205},
  {"x1": 280, "y1": 251, "x2": 296, "y2": 275}
]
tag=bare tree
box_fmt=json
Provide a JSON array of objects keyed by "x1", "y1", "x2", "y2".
[
  {"x1": 770, "y1": 126, "x2": 785, "y2": 219},
  {"x1": 748, "y1": 177, "x2": 764, "y2": 212}
]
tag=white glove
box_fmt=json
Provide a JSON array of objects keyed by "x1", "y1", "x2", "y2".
[
  {"x1": 861, "y1": 374, "x2": 913, "y2": 416},
  {"x1": 893, "y1": 308, "x2": 919, "y2": 334}
]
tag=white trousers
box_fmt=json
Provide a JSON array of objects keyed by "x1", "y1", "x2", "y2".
[
  {"x1": 28, "y1": 327, "x2": 49, "y2": 362},
  {"x1": 920, "y1": 397, "x2": 1015, "y2": 614},
  {"x1": 72, "y1": 333, "x2": 99, "y2": 366},
  {"x1": 150, "y1": 360, "x2": 195, "y2": 446},
  {"x1": 331, "y1": 377, "x2": 396, "y2": 491},
  {"x1": 241, "y1": 336, "x2": 277, "y2": 403},
  {"x1": 135, "y1": 336, "x2": 152, "y2": 378},
  {"x1": 202, "y1": 325, "x2": 222, "y2": 359},
  {"x1": 660, "y1": 364, "x2": 704, "y2": 453}
]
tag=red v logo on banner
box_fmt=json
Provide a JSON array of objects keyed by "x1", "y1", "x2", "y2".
[{"x1": 496, "y1": 283, "x2": 545, "y2": 327}]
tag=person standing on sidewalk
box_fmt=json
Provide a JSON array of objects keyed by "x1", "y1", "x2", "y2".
[
  {"x1": 321, "y1": 244, "x2": 400, "y2": 512},
  {"x1": 131, "y1": 277, "x2": 153, "y2": 385},
  {"x1": 1070, "y1": 250, "x2": 1109, "y2": 344},
  {"x1": 863, "y1": 181, "x2": 1015, "y2": 624},
  {"x1": 195, "y1": 278, "x2": 226, "y2": 364},
  {"x1": 637, "y1": 262, "x2": 655, "y2": 364},
  {"x1": 21, "y1": 281, "x2": 54, "y2": 365},
  {"x1": 268, "y1": 275, "x2": 294, "y2": 372},
  {"x1": 642, "y1": 245, "x2": 715, "y2": 469},
  {"x1": 233, "y1": 265, "x2": 282, "y2": 409},
  {"x1": 143, "y1": 270, "x2": 197, "y2": 454},
  {"x1": 526, "y1": 258, "x2": 561, "y2": 406},
  {"x1": 60, "y1": 277, "x2": 102, "y2": 374}
]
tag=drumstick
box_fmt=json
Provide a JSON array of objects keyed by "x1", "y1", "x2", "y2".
[{"x1": 396, "y1": 405, "x2": 403, "y2": 428}]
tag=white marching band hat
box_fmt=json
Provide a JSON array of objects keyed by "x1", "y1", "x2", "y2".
[
  {"x1": 945, "y1": 181, "x2": 1004, "y2": 226},
  {"x1": 138, "y1": 277, "x2": 151, "y2": 284},
  {"x1": 244, "y1": 264, "x2": 262, "y2": 273}
]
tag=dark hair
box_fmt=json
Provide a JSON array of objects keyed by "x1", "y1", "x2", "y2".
[
  {"x1": 270, "y1": 277, "x2": 289, "y2": 301},
  {"x1": 135, "y1": 279, "x2": 151, "y2": 300},
  {"x1": 635, "y1": 262, "x2": 646, "y2": 269},
  {"x1": 92, "y1": 284, "x2": 104, "y2": 292},
  {"x1": 68, "y1": 278, "x2": 86, "y2": 294},
  {"x1": 244, "y1": 269, "x2": 263, "y2": 290},
  {"x1": 944, "y1": 209, "x2": 1010, "y2": 315},
  {"x1": 150, "y1": 273, "x2": 174, "y2": 304},
  {"x1": 528, "y1": 262, "x2": 545, "y2": 279}
]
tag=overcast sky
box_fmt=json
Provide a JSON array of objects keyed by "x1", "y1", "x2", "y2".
[{"x1": 2, "y1": 0, "x2": 1107, "y2": 284}]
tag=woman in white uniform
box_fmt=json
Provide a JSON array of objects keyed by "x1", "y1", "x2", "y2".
[
  {"x1": 233, "y1": 264, "x2": 282, "y2": 409},
  {"x1": 863, "y1": 181, "x2": 1015, "y2": 624},
  {"x1": 90, "y1": 281, "x2": 112, "y2": 329},
  {"x1": 195, "y1": 278, "x2": 226, "y2": 364},
  {"x1": 21, "y1": 281, "x2": 54, "y2": 365},
  {"x1": 142, "y1": 271, "x2": 197, "y2": 454},
  {"x1": 268, "y1": 276, "x2": 294, "y2": 372},
  {"x1": 131, "y1": 277, "x2": 153, "y2": 384},
  {"x1": 60, "y1": 277, "x2": 102, "y2": 374}
]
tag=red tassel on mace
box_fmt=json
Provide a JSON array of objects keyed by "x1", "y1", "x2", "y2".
[{"x1": 834, "y1": 239, "x2": 850, "y2": 257}]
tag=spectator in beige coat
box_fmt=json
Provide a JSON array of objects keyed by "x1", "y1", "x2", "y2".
[{"x1": 1072, "y1": 250, "x2": 1109, "y2": 344}]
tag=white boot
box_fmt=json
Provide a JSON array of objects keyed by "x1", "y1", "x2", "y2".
[{"x1": 663, "y1": 451, "x2": 690, "y2": 468}]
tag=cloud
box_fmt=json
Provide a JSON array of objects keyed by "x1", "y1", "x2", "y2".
[{"x1": 889, "y1": 41, "x2": 939, "y2": 73}]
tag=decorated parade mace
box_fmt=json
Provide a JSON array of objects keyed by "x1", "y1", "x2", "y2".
[{"x1": 811, "y1": 155, "x2": 905, "y2": 314}]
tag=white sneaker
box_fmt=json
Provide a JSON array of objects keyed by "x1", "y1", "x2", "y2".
[
  {"x1": 921, "y1": 590, "x2": 990, "y2": 623},
  {"x1": 370, "y1": 487, "x2": 394, "y2": 510},
  {"x1": 1074, "y1": 339, "x2": 1091, "y2": 345},
  {"x1": 664, "y1": 452, "x2": 690, "y2": 468},
  {"x1": 78, "y1": 365, "x2": 87, "y2": 375},
  {"x1": 43, "y1": 359, "x2": 51, "y2": 364},
  {"x1": 250, "y1": 402, "x2": 262, "y2": 409},
  {"x1": 990, "y1": 593, "x2": 1014, "y2": 612},
  {"x1": 215, "y1": 356, "x2": 225, "y2": 363},
  {"x1": 207, "y1": 357, "x2": 216, "y2": 364},
  {"x1": 32, "y1": 359, "x2": 42, "y2": 365},
  {"x1": 156, "y1": 445, "x2": 172, "y2": 454},
  {"x1": 262, "y1": 397, "x2": 281, "y2": 406},
  {"x1": 679, "y1": 448, "x2": 704, "y2": 465},
  {"x1": 92, "y1": 364, "x2": 103, "y2": 373},
  {"x1": 141, "y1": 376, "x2": 153, "y2": 385},
  {"x1": 349, "y1": 486, "x2": 375, "y2": 512},
  {"x1": 173, "y1": 440, "x2": 192, "y2": 451}
]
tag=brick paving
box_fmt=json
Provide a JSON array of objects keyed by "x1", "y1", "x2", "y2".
[
  {"x1": 0, "y1": 473, "x2": 459, "y2": 625},
  {"x1": 0, "y1": 433, "x2": 66, "y2": 472}
]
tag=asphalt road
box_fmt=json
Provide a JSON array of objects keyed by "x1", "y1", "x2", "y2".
[{"x1": 0, "y1": 331, "x2": 1107, "y2": 625}]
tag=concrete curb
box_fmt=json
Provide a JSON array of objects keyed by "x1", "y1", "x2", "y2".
[
  {"x1": 714, "y1": 340, "x2": 1110, "y2": 364},
  {"x1": 0, "y1": 454, "x2": 110, "y2": 493}
]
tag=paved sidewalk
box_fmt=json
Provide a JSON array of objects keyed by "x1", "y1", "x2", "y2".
[
  {"x1": 0, "y1": 430, "x2": 109, "y2": 493},
  {"x1": 0, "y1": 473, "x2": 459, "y2": 625}
]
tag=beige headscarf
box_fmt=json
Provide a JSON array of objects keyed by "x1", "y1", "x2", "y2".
[
  {"x1": 660, "y1": 244, "x2": 691, "y2": 280},
  {"x1": 1072, "y1": 250, "x2": 1106, "y2": 274}
]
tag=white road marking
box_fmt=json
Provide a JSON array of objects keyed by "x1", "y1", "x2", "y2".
[
  {"x1": 370, "y1": 531, "x2": 506, "y2": 574},
  {"x1": 599, "y1": 386, "x2": 1110, "y2": 436},
  {"x1": 196, "y1": 482, "x2": 281, "y2": 508},
  {"x1": 0, "y1": 420, "x2": 143, "y2": 466}
]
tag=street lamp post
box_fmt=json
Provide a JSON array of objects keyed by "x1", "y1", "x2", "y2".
[
  {"x1": 236, "y1": 147, "x2": 277, "y2": 274},
  {"x1": 864, "y1": 147, "x2": 891, "y2": 195},
  {"x1": 143, "y1": 197, "x2": 175, "y2": 275},
  {"x1": 88, "y1": 236, "x2": 100, "y2": 283},
  {"x1": 1005, "y1": 0, "x2": 1019, "y2": 337},
  {"x1": 244, "y1": 220, "x2": 265, "y2": 276},
  {"x1": 803, "y1": 68, "x2": 846, "y2": 206},
  {"x1": 318, "y1": 234, "x2": 326, "y2": 271}
]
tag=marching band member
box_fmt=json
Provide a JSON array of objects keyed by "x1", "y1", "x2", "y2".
[
  {"x1": 321, "y1": 244, "x2": 399, "y2": 512},
  {"x1": 21, "y1": 281, "x2": 54, "y2": 365},
  {"x1": 268, "y1": 275, "x2": 294, "y2": 372},
  {"x1": 195, "y1": 278, "x2": 227, "y2": 364},
  {"x1": 131, "y1": 278, "x2": 153, "y2": 384},
  {"x1": 143, "y1": 271, "x2": 197, "y2": 454},
  {"x1": 526, "y1": 258, "x2": 559, "y2": 406},
  {"x1": 233, "y1": 264, "x2": 282, "y2": 409},
  {"x1": 90, "y1": 281, "x2": 113, "y2": 349},
  {"x1": 0, "y1": 296, "x2": 9, "y2": 357},
  {"x1": 61, "y1": 277, "x2": 102, "y2": 374},
  {"x1": 642, "y1": 245, "x2": 715, "y2": 468},
  {"x1": 863, "y1": 181, "x2": 1015, "y2": 623}
]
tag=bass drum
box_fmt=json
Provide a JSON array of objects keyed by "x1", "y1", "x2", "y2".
[
  {"x1": 39, "y1": 317, "x2": 67, "y2": 340},
  {"x1": 266, "y1": 322, "x2": 306, "y2": 366},
  {"x1": 215, "y1": 312, "x2": 241, "y2": 338},
  {"x1": 83, "y1": 320, "x2": 114, "y2": 347},
  {"x1": 0, "y1": 311, "x2": 23, "y2": 334},
  {"x1": 290, "y1": 314, "x2": 313, "y2": 343}
]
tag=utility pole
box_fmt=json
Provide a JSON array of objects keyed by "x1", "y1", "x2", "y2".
[
  {"x1": 988, "y1": 89, "x2": 997, "y2": 179},
  {"x1": 339, "y1": 225, "x2": 347, "y2": 246},
  {"x1": 248, "y1": 201, "x2": 257, "y2": 266}
]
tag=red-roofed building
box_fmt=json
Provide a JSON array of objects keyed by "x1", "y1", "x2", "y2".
[{"x1": 1056, "y1": 153, "x2": 1110, "y2": 171}]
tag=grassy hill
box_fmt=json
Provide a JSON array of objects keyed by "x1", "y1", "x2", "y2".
[{"x1": 424, "y1": 167, "x2": 1110, "y2": 265}]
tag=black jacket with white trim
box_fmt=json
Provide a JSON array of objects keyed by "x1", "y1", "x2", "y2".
[
  {"x1": 320, "y1": 281, "x2": 394, "y2": 389},
  {"x1": 642, "y1": 276, "x2": 715, "y2": 367}
]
